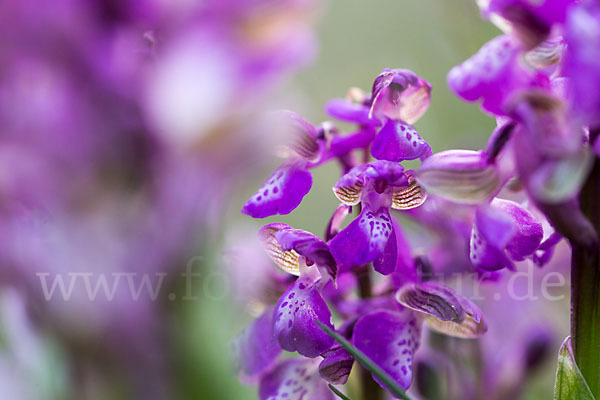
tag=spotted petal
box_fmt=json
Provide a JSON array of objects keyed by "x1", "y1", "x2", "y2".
[
  {"x1": 416, "y1": 150, "x2": 501, "y2": 204},
  {"x1": 352, "y1": 310, "x2": 421, "y2": 391},
  {"x1": 396, "y1": 281, "x2": 487, "y2": 339},
  {"x1": 329, "y1": 205, "x2": 394, "y2": 268},
  {"x1": 491, "y1": 198, "x2": 543, "y2": 261},
  {"x1": 259, "y1": 359, "x2": 334, "y2": 400},
  {"x1": 373, "y1": 226, "x2": 397, "y2": 276},
  {"x1": 232, "y1": 306, "x2": 281, "y2": 382},
  {"x1": 371, "y1": 119, "x2": 432, "y2": 162},
  {"x1": 391, "y1": 170, "x2": 427, "y2": 210},
  {"x1": 370, "y1": 69, "x2": 431, "y2": 124},
  {"x1": 242, "y1": 161, "x2": 312, "y2": 218},
  {"x1": 447, "y1": 35, "x2": 541, "y2": 115},
  {"x1": 273, "y1": 272, "x2": 334, "y2": 357},
  {"x1": 470, "y1": 204, "x2": 516, "y2": 270}
]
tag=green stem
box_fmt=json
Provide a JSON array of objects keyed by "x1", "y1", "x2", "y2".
[
  {"x1": 571, "y1": 140, "x2": 600, "y2": 398},
  {"x1": 354, "y1": 266, "x2": 383, "y2": 400}
]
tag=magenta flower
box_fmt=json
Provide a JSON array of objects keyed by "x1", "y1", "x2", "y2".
[
  {"x1": 470, "y1": 199, "x2": 544, "y2": 271},
  {"x1": 447, "y1": 35, "x2": 548, "y2": 115},
  {"x1": 329, "y1": 161, "x2": 427, "y2": 274},
  {"x1": 242, "y1": 111, "x2": 376, "y2": 218}
]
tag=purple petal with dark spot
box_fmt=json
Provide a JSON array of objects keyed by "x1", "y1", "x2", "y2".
[
  {"x1": 447, "y1": 35, "x2": 544, "y2": 115},
  {"x1": 470, "y1": 204, "x2": 516, "y2": 270},
  {"x1": 273, "y1": 275, "x2": 334, "y2": 358},
  {"x1": 352, "y1": 310, "x2": 420, "y2": 391},
  {"x1": 371, "y1": 119, "x2": 431, "y2": 162},
  {"x1": 492, "y1": 198, "x2": 543, "y2": 261},
  {"x1": 242, "y1": 160, "x2": 312, "y2": 218},
  {"x1": 373, "y1": 225, "x2": 397, "y2": 275},
  {"x1": 329, "y1": 205, "x2": 394, "y2": 267},
  {"x1": 259, "y1": 358, "x2": 334, "y2": 400}
]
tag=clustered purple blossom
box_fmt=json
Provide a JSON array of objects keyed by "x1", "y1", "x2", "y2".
[{"x1": 234, "y1": 0, "x2": 600, "y2": 399}]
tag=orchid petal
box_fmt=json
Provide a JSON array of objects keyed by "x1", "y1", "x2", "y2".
[
  {"x1": 528, "y1": 151, "x2": 593, "y2": 204},
  {"x1": 232, "y1": 306, "x2": 281, "y2": 382},
  {"x1": 352, "y1": 310, "x2": 421, "y2": 391},
  {"x1": 370, "y1": 69, "x2": 431, "y2": 124},
  {"x1": 325, "y1": 204, "x2": 352, "y2": 241},
  {"x1": 275, "y1": 228, "x2": 337, "y2": 283},
  {"x1": 259, "y1": 359, "x2": 334, "y2": 400},
  {"x1": 533, "y1": 232, "x2": 562, "y2": 267},
  {"x1": 371, "y1": 119, "x2": 432, "y2": 162},
  {"x1": 276, "y1": 110, "x2": 321, "y2": 162},
  {"x1": 273, "y1": 273, "x2": 334, "y2": 358},
  {"x1": 325, "y1": 98, "x2": 378, "y2": 127},
  {"x1": 329, "y1": 126, "x2": 377, "y2": 158},
  {"x1": 396, "y1": 281, "x2": 487, "y2": 338},
  {"x1": 332, "y1": 164, "x2": 369, "y2": 205},
  {"x1": 329, "y1": 206, "x2": 394, "y2": 268},
  {"x1": 259, "y1": 223, "x2": 301, "y2": 276},
  {"x1": 491, "y1": 198, "x2": 543, "y2": 261},
  {"x1": 481, "y1": 0, "x2": 574, "y2": 49},
  {"x1": 564, "y1": 1, "x2": 600, "y2": 126},
  {"x1": 470, "y1": 205, "x2": 516, "y2": 270},
  {"x1": 447, "y1": 35, "x2": 539, "y2": 115},
  {"x1": 391, "y1": 170, "x2": 427, "y2": 210},
  {"x1": 525, "y1": 36, "x2": 565, "y2": 69},
  {"x1": 373, "y1": 227, "x2": 397, "y2": 276},
  {"x1": 242, "y1": 161, "x2": 312, "y2": 218},
  {"x1": 416, "y1": 150, "x2": 501, "y2": 204},
  {"x1": 319, "y1": 346, "x2": 354, "y2": 385},
  {"x1": 364, "y1": 160, "x2": 408, "y2": 188}
]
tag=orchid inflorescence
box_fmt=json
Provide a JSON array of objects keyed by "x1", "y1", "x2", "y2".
[{"x1": 233, "y1": 0, "x2": 600, "y2": 399}]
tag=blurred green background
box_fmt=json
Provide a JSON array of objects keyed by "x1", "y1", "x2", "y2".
[{"x1": 190, "y1": 1, "x2": 563, "y2": 399}]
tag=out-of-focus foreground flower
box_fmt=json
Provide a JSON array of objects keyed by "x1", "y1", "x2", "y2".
[{"x1": 0, "y1": 0, "x2": 319, "y2": 399}]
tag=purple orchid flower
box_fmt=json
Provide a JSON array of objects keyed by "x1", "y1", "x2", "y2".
[
  {"x1": 416, "y1": 149, "x2": 503, "y2": 204},
  {"x1": 470, "y1": 198, "x2": 544, "y2": 271},
  {"x1": 232, "y1": 306, "x2": 282, "y2": 383},
  {"x1": 369, "y1": 68, "x2": 432, "y2": 124},
  {"x1": 242, "y1": 111, "x2": 376, "y2": 218},
  {"x1": 371, "y1": 118, "x2": 432, "y2": 162},
  {"x1": 329, "y1": 161, "x2": 427, "y2": 275},
  {"x1": 478, "y1": 0, "x2": 575, "y2": 48},
  {"x1": 259, "y1": 358, "x2": 335, "y2": 400},
  {"x1": 447, "y1": 34, "x2": 549, "y2": 115},
  {"x1": 258, "y1": 224, "x2": 337, "y2": 355},
  {"x1": 325, "y1": 69, "x2": 433, "y2": 163},
  {"x1": 564, "y1": 0, "x2": 600, "y2": 127}
]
